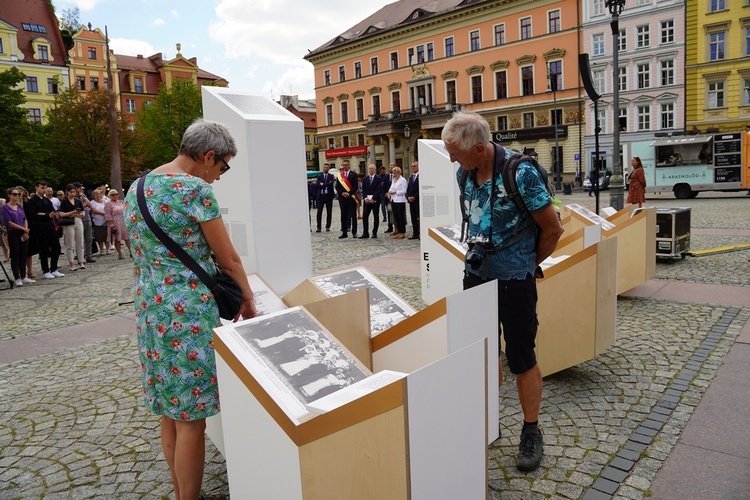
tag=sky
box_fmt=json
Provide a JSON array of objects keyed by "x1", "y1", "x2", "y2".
[{"x1": 55, "y1": 0, "x2": 395, "y2": 100}]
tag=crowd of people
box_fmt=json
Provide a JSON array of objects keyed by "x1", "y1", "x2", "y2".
[
  {"x1": 0, "y1": 180, "x2": 132, "y2": 288},
  {"x1": 310, "y1": 160, "x2": 420, "y2": 240}
]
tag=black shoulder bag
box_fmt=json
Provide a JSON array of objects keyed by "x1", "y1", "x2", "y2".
[{"x1": 136, "y1": 176, "x2": 243, "y2": 320}]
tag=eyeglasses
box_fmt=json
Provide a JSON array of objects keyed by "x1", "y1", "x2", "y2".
[
  {"x1": 446, "y1": 144, "x2": 480, "y2": 165},
  {"x1": 10, "y1": 192, "x2": 20, "y2": 196},
  {"x1": 217, "y1": 157, "x2": 231, "y2": 176}
]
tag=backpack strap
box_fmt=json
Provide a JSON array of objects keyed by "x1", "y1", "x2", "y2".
[{"x1": 495, "y1": 151, "x2": 537, "y2": 252}]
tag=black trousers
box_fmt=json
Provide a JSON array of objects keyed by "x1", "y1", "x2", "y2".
[
  {"x1": 35, "y1": 222, "x2": 61, "y2": 273},
  {"x1": 339, "y1": 197, "x2": 357, "y2": 235},
  {"x1": 391, "y1": 202, "x2": 407, "y2": 234},
  {"x1": 409, "y1": 200, "x2": 420, "y2": 237},
  {"x1": 362, "y1": 201, "x2": 380, "y2": 236},
  {"x1": 316, "y1": 198, "x2": 333, "y2": 230},
  {"x1": 7, "y1": 230, "x2": 28, "y2": 280}
]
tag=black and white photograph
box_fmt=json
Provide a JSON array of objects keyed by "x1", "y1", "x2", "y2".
[
  {"x1": 247, "y1": 274, "x2": 287, "y2": 317},
  {"x1": 434, "y1": 224, "x2": 470, "y2": 251},
  {"x1": 233, "y1": 307, "x2": 370, "y2": 404},
  {"x1": 567, "y1": 204, "x2": 616, "y2": 231},
  {"x1": 312, "y1": 268, "x2": 415, "y2": 335}
]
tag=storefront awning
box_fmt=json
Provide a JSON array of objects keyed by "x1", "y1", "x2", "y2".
[{"x1": 649, "y1": 135, "x2": 712, "y2": 147}]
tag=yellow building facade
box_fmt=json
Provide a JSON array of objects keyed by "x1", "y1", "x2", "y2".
[
  {"x1": 306, "y1": 0, "x2": 585, "y2": 183},
  {"x1": 685, "y1": 1, "x2": 750, "y2": 132}
]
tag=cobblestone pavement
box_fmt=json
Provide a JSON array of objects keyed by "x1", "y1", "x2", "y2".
[{"x1": 0, "y1": 191, "x2": 748, "y2": 498}]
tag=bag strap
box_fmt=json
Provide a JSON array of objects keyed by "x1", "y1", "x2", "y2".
[{"x1": 136, "y1": 175, "x2": 226, "y2": 296}]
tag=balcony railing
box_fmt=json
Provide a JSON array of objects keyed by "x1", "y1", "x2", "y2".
[{"x1": 367, "y1": 102, "x2": 466, "y2": 123}]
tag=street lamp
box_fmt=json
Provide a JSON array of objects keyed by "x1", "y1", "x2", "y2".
[
  {"x1": 404, "y1": 124, "x2": 411, "y2": 172},
  {"x1": 607, "y1": 0, "x2": 626, "y2": 210},
  {"x1": 549, "y1": 65, "x2": 561, "y2": 190}
]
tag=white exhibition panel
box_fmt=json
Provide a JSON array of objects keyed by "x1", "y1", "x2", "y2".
[
  {"x1": 418, "y1": 139, "x2": 463, "y2": 304},
  {"x1": 372, "y1": 316, "x2": 449, "y2": 373},
  {"x1": 584, "y1": 223, "x2": 603, "y2": 248},
  {"x1": 204, "y1": 415, "x2": 224, "y2": 457},
  {"x1": 215, "y1": 352, "x2": 304, "y2": 500},
  {"x1": 445, "y1": 280, "x2": 499, "y2": 443},
  {"x1": 407, "y1": 339, "x2": 487, "y2": 500},
  {"x1": 202, "y1": 87, "x2": 312, "y2": 295}
]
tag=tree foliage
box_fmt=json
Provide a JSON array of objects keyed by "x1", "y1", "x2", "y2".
[
  {"x1": 0, "y1": 67, "x2": 57, "y2": 190},
  {"x1": 136, "y1": 78, "x2": 203, "y2": 168}
]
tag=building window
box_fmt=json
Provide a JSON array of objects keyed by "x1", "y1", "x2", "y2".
[
  {"x1": 427, "y1": 42, "x2": 434, "y2": 61},
  {"x1": 596, "y1": 107, "x2": 606, "y2": 134},
  {"x1": 470, "y1": 30, "x2": 480, "y2": 51},
  {"x1": 637, "y1": 63, "x2": 650, "y2": 89},
  {"x1": 46, "y1": 77, "x2": 58, "y2": 94},
  {"x1": 637, "y1": 105, "x2": 650, "y2": 131},
  {"x1": 471, "y1": 75, "x2": 483, "y2": 103},
  {"x1": 103, "y1": 78, "x2": 108, "y2": 89},
  {"x1": 445, "y1": 37, "x2": 454, "y2": 57},
  {"x1": 593, "y1": 34, "x2": 605, "y2": 56},
  {"x1": 126, "y1": 99, "x2": 135, "y2": 113},
  {"x1": 618, "y1": 107, "x2": 628, "y2": 132},
  {"x1": 76, "y1": 76, "x2": 86, "y2": 91},
  {"x1": 339, "y1": 66, "x2": 345, "y2": 82},
  {"x1": 619, "y1": 29, "x2": 627, "y2": 51},
  {"x1": 328, "y1": 138, "x2": 334, "y2": 149},
  {"x1": 660, "y1": 60, "x2": 674, "y2": 86},
  {"x1": 305, "y1": 134, "x2": 311, "y2": 144},
  {"x1": 371, "y1": 57, "x2": 378, "y2": 75},
  {"x1": 21, "y1": 23, "x2": 46, "y2": 33},
  {"x1": 356, "y1": 98, "x2": 364, "y2": 121},
  {"x1": 326, "y1": 104, "x2": 333, "y2": 125},
  {"x1": 520, "y1": 17, "x2": 532, "y2": 40},
  {"x1": 134, "y1": 77, "x2": 143, "y2": 93},
  {"x1": 37, "y1": 45, "x2": 49, "y2": 61},
  {"x1": 0, "y1": 38, "x2": 4, "y2": 53},
  {"x1": 523, "y1": 112, "x2": 535, "y2": 128},
  {"x1": 709, "y1": 33, "x2": 725, "y2": 61},
  {"x1": 548, "y1": 10, "x2": 561, "y2": 33},
  {"x1": 446, "y1": 80, "x2": 456, "y2": 105},
  {"x1": 495, "y1": 71, "x2": 507, "y2": 99},
  {"x1": 522, "y1": 66, "x2": 534, "y2": 96},
  {"x1": 494, "y1": 24, "x2": 505, "y2": 45},
  {"x1": 306, "y1": 151, "x2": 313, "y2": 161},
  {"x1": 90, "y1": 77, "x2": 99, "y2": 89},
  {"x1": 392, "y1": 91, "x2": 401, "y2": 114},
  {"x1": 28, "y1": 108, "x2": 42, "y2": 123},
  {"x1": 407, "y1": 47, "x2": 415, "y2": 65},
  {"x1": 390, "y1": 52, "x2": 398, "y2": 70},
  {"x1": 548, "y1": 61, "x2": 562, "y2": 91},
  {"x1": 593, "y1": 0, "x2": 604, "y2": 16},
  {"x1": 88, "y1": 47, "x2": 97, "y2": 59},
  {"x1": 324, "y1": 70, "x2": 331, "y2": 85},
  {"x1": 25, "y1": 76, "x2": 39, "y2": 93},
  {"x1": 618, "y1": 66, "x2": 627, "y2": 92},
  {"x1": 710, "y1": 0, "x2": 725, "y2": 12},
  {"x1": 354, "y1": 61, "x2": 361, "y2": 79},
  {"x1": 708, "y1": 81, "x2": 725, "y2": 108},
  {"x1": 551, "y1": 108, "x2": 562, "y2": 126},
  {"x1": 660, "y1": 102, "x2": 674, "y2": 129},
  {"x1": 637, "y1": 25, "x2": 650, "y2": 48},
  {"x1": 358, "y1": 134, "x2": 365, "y2": 146},
  {"x1": 372, "y1": 95, "x2": 381, "y2": 117},
  {"x1": 416, "y1": 45, "x2": 425, "y2": 63},
  {"x1": 343, "y1": 136, "x2": 350, "y2": 148},
  {"x1": 497, "y1": 116, "x2": 508, "y2": 131},
  {"x1": 744, "y1": 78, "x2": 750, "y2": 105},
  {"x1": 593, "y1": 69, "x2": 606, "y2": 94},
  {"x1": 660, "y1": 20, "x2": 674, "y2": 44}
]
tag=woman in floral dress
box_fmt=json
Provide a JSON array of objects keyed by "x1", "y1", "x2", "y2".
[
  {"x1": 104, "y1": 189, "x2": 131, "y2": 259},
  {"x1": 124, "y1": 119, "x2": 256, "y2": 500}
]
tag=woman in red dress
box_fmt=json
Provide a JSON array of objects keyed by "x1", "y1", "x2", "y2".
[{"x1": 627, "y1": 156, "x2": 646, "y2": 208}]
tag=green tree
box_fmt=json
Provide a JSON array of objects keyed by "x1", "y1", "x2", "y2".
[
  {"x1": 136, "y1": 78, "x2": 203, "y2": 167},
  {"x1": 0, "y1": 67, "x2": 57, "y2": 189}
]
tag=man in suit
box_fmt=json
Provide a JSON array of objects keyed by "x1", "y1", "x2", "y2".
[
  {"x1": 406, "y1": 161, "x2": 420, "y2": 239},
  {"x1": 315, "y1": 163, "x2": 335, "y2": 232},
  {"x1": 382, "y1": 163, "x2": 395, "y2": 233},
  {"x1": 359, "y1": 164, "x2": 383, "y2": 239},
  {"x1": 335, "y1": 159, "x2": 358, "y2": 238}
]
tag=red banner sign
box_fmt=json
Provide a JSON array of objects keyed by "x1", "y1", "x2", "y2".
[{"x1": 324, "y1": 146, "x2": 368, "y2": 159}]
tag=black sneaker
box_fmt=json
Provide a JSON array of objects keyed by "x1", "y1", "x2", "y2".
[{"x1": 516, "y1": 427, "x2": 543, "y2": 471}]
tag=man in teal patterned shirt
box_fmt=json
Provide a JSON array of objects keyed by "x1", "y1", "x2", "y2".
[{"x1": 442, "y1": 112, "x2": 564, "y2": 472}]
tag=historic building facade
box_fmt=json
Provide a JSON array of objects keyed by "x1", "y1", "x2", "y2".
[
  {"x1": 279, "y1": 95, "x2": 319, "y2": 170},
  {"x1": 0, "y1": 0, "x2": 69, "y2": 124},
  {"x1": 582, "y1": 0, "x2": 686, "y2": 175},
  {"x1": 68, "y1": 25, "x2": 121, "y2": 109},
  {"x1": 305, "y1": 0, "x2": 585, "y2": 183},
  {"x1": 685, "y1": 0, "x2": 750, "y2": 133}
]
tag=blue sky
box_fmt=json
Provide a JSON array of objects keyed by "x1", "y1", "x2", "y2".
[{"x1": 55, "y1": 0, "x2": 394, "y2": 100}]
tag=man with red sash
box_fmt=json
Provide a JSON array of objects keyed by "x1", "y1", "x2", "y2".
[{"x1": 335, "y1": 159, "x2": 359, "y2": 239}]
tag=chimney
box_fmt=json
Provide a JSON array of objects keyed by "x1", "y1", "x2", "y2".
[{"x1": 280, "y1": 95, "x2": 298, "y2": 109}]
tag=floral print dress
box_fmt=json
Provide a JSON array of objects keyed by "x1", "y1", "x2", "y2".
[{"x1": 124, "y1": 174, "x2": 222, "y2": 421}]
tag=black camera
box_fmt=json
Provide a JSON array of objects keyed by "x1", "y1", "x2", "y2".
[{"x1": 465, "y1": 235, "x2": 493, "y2": 271}]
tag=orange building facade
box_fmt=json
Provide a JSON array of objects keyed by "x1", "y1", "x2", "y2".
[
  {"x1": 68, "y1": 26, "x2": 121, "y2": 109},
  {"x1": 306, "y1": 0, "x2": 585, "y2": 182}
]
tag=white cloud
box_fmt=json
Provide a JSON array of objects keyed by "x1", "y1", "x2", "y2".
[
  {"x1": 170, "y1": 9, "x2": 179, "y2": 19},
  {"x1": 109, "y1": 38, "x2": 157, "y2": 57},
  {"x1": 153, "y1": 18, "x2": 165, "y2": 26},
  {"x1": 61, "y1": 0, "x2": 103, "y2": 10},
  {"x1": 271, "y1": 64, "x2": 317, "y2": 100}
]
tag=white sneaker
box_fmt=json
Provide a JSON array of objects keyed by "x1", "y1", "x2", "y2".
[
  {"x1": 14, "y1": 279, "x2": 23, "y2": 287},
  {"x1": 51, "y1": 270, "x2": 65, "y2": 278},
  {"x1": 22, "y1": 277, "x2": 36, "y2": 284},
  {"x1": 43, "y1": 272, "x2": 55, "y2": 279}
]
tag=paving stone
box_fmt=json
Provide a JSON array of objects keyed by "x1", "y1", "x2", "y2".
[
  {"x1": 600, "y1": 466, "x2": 629, "y2": 483},
  {"x1": 591, "y1": 477, "x2": 620, "y2": 495}
]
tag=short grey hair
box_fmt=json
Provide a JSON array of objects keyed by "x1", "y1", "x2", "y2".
[
  {"x1": 179, "y1": 119, "x2": 238, "y2": 161},
  {"x1": 441, "y1": 112, "x2": 490, "y2": 151}
]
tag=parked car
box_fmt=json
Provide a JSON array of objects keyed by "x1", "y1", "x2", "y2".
[{"x1": 583, "y1": 170, "x2": 612, "y2": 191}]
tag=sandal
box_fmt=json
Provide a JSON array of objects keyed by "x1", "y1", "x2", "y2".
[
  {"x1": 78, "y1": 262, "x2": 86, "y2": 270},
  {"x1": 69, "y1": 265, "x2": 78, "y2": 272}
]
